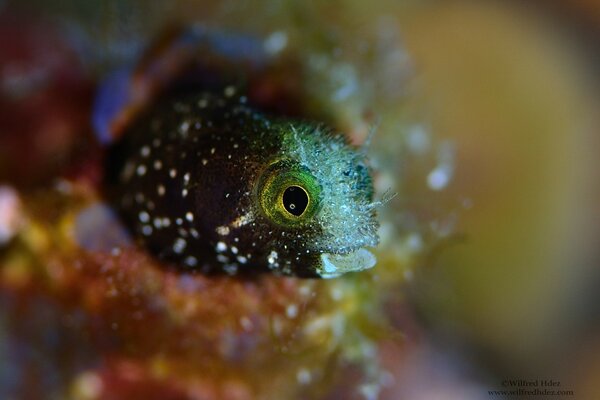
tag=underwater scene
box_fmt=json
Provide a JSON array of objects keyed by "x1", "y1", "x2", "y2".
[{"x1": 0, "y1": 1, "x2": 599, "y2": 399}]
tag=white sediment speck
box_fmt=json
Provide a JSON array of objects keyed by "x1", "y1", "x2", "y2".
[
  {"x1": 138, "y1": 211, "x2": 150, "y2": 223},
  {"x1": 240, "y1": 316, "x2": 253, "y2": 331},
  {"x1": 406, "y1": 233, "x2": 423, "y2": 251},
  {"x1": 427, "y1": 166, "x2": 451, "y2": 191},
  {"x1": 72, "y1": 372, "x2": 103, "y2": 399},
  {"x1": 427, "y1": 141, "x2": 455, "y2": 191},
  {"x1": 184, "y1": 256, "x2": 198, "y2": 267},
  {"x1": 267, "y1": 250, "x2": 279, "y2": 267},
  {"x1": 216, "y1": 241, "x2": 227, "y2": 252},
  {"x1": 296, "y1": 368, "x2": 311, "y2": 385},
  {"x1": 230, "y1": 212, "x2": 254, "y2": 228},
  {"x1": 216, "y1": 225, "x2": 230, "y2": 236},
  {"x1": 136, "y1": 165, "x2": 147, "y2": 176},
  {"x1": 299, "y1": 285, "x2": 312, "y2": 297},
  {"x1": 330, "y1": 287, "x2": 343, "y2": 301},
  {"x1": 0, "y1": 186, "x2": 22, "y2": 245},
  {"x1": 179, "y1": 121, "x2": 190, "y2": 134},
  {"x1": 286, "y1": 304, "x2": 298, "y2": 319},
  {"x1": 406, "y1": 125, "x2": 431, "y2": 155},
  {"x1": 185, "y1": 212, "x2": 194, "y2": 222},
  {"x1": 224, "y1": 86, "x2": 236, "y2": 97},
  {"x1": 264, "y1": 31, "x2": 288, "y2": 54},
  {"x1": 173, "y1": 238, "x2": 187, "y2": 254}
]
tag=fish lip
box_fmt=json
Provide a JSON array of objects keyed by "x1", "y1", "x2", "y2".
[{"x1": 317, "y1": 247, "x2": 377, "y2": 279}]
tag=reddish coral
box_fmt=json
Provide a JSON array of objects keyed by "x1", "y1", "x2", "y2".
[{"x1": 1, "y1": 207, "x2": 371, "y2": 399}]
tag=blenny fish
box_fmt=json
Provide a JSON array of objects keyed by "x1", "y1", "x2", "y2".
[{"x1": 98, "y1": 27, "x2": 379, "y2": 278}]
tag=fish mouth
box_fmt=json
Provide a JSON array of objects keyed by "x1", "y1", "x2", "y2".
[{"x1": 317, "y1": 248, "x2": 376, "y2": 279}]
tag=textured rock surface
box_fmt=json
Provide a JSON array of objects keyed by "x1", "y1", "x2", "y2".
[{"x1": 0, "y1": 5, "x2": 413, "y2": 400}]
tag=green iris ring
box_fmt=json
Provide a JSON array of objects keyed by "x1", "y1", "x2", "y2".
[{"x1": 257, "y1": 160, "x2": 321, "y2": 227}]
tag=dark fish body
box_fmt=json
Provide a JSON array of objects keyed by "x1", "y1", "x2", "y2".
[{"x1": 107, "y1": 87, "x2": 379, "y2": 278}]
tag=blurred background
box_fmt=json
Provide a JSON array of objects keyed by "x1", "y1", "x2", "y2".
[{"x1": 1, "y1": 0, "x2": 599, "y2": 399}]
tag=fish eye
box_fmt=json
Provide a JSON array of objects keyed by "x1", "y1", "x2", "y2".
[
  {"x1": 282, "y1": 185, "x2": 309, "y2": 217},
  {"x1": 257, "y1": 161, "x2": 321, "y2": 227}
]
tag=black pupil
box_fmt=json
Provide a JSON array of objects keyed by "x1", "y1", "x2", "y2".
[{"x1": 282, "y1": 186, "x2": 309, "y2": 217}]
